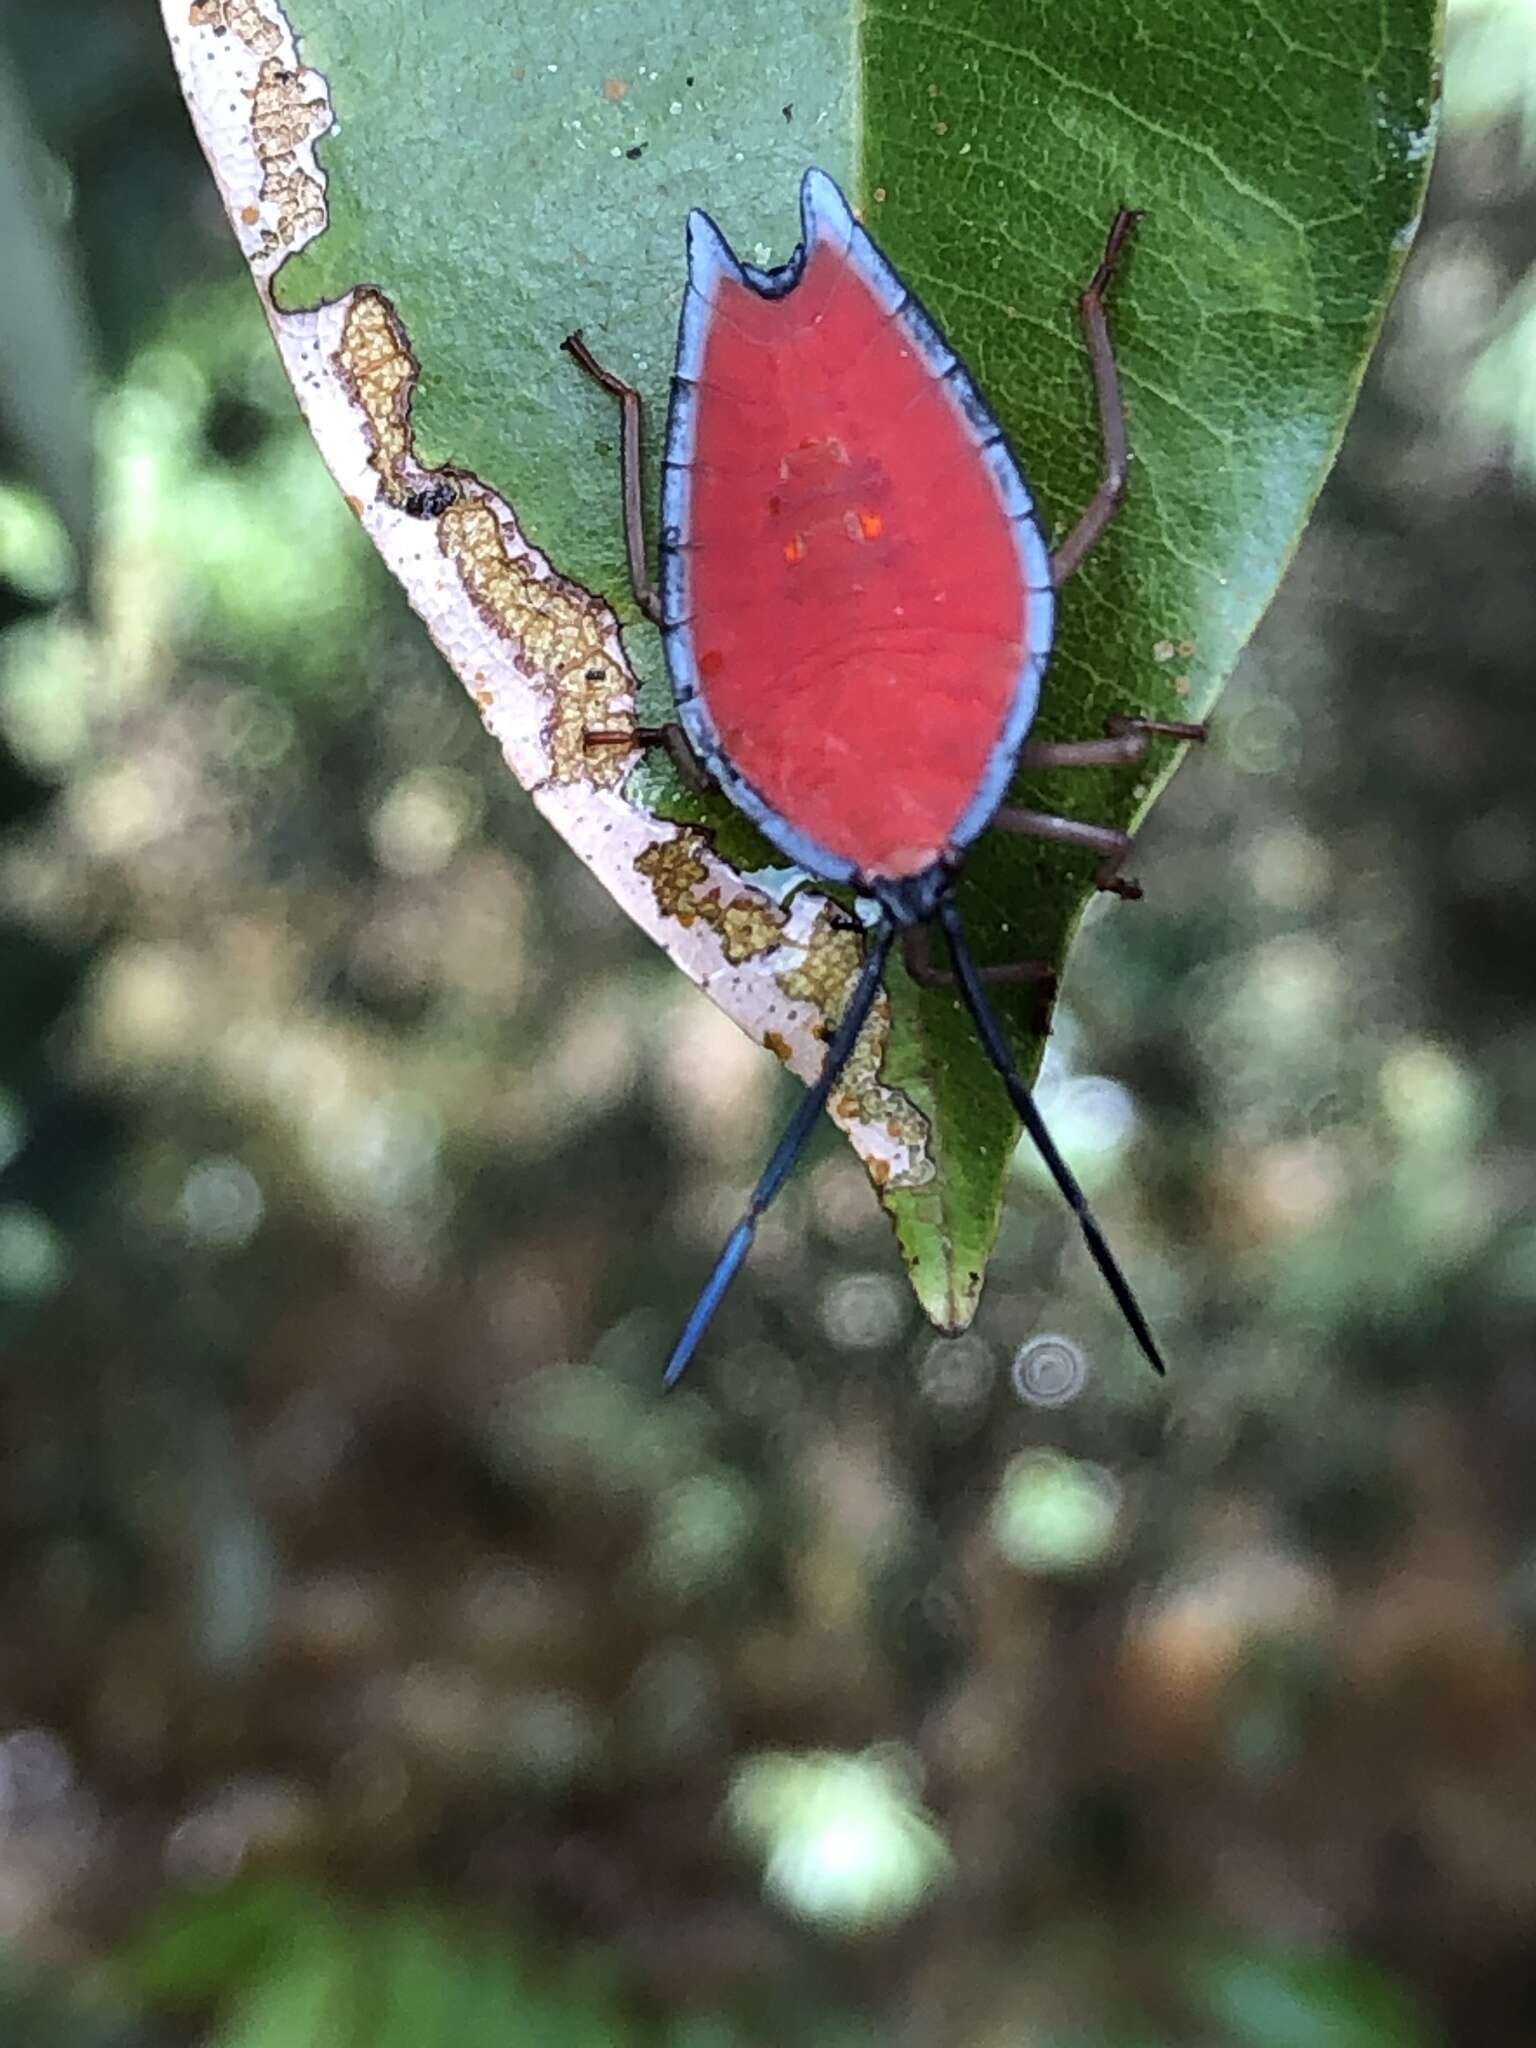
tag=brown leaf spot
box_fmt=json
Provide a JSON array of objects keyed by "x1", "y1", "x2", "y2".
[{"x1": 779, "y1": 911, "x2": 932, "y2": 1182}]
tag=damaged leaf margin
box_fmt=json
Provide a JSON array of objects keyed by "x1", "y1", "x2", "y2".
[{"x1": 162, "y1": 0, "x2": 936, "y2": 1209}]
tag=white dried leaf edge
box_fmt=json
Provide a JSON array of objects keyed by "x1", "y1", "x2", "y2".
[{"x1": 160, "y1": 0, "x2": 931, "y2": 1194}]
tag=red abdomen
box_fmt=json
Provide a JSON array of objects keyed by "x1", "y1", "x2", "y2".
[{"x1": 662, "y1": 173, "x2": 1054, "y2": 884}]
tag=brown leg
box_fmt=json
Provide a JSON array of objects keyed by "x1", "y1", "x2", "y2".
[
  {"x1": 992, "y1": 806, "x2": 1142, "y2": 900},
  {"x1": 1049, "y1": 210, "x2": 1142, "y2": 590},
  {"x1": 999, "y1": 717, "x2": 1206, "y2": 897},
  {"x1": 562, "y1": 331, "x2": 663, "y2": 626},
  {"x1": 584, "y1": 720, "x2": 714, "y2": 793},
  {"x1": 1019, "y1": 715, "x2": 1209, "y2": 771},
  {"x1": 1019, "y1": 731, "x2": 1148, "y2": 771},
  {"x1": 903, "y1": 923, "x2": 1058, "y2": 996}
]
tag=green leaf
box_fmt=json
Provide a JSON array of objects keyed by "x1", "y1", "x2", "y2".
[
  {"x1": 163, "y1": 0, "x2": 1440, "y2": 1330},
  {"x1": 1181, "y1": 1940, "x2": 1439, "y2": 2048},
  {"x1": 126, "y1": 1882, "x2": 641, "y2": 2046},
  {"x1": 210, "y1": 1922, "x2": 357, "y2": 2048},
  {"x1": 125, "y1": 1875, "x2": 329, "y2": 2004},
  {"x1": 0, "y1": 39, "x2": 97, "y2": 584}
]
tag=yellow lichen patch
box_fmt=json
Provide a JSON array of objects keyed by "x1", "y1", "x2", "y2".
[
  {"x1": 256, "y1": 153, "x2": 327, "y2": 252},
  {"x1": 635, "y1": 834, "x2": 788, "y2": 964},
  {"x1": 780, "y1": 911, "x2": 932, "y2": 1178},
  {"x1": 438, "y1": 500, "x2": 631, "y2": 791},
  {"x1": 545, "y1": 651, "x2": 635, "y2": 792},
  {"x1": 190, "y1": 0, "x2": 282, "y2": 54},
  {"x1": 246, "y1": 56, "x2": 328, "y2": 253},
  {"x1": 776, "y1": 913, "x2": 862, "y2": 1025},
  {"x1": 833, "y1": 997, "x2": 930, "y2": 1177},
  {"x1": 718, "y1": 894, "x2": 792, "y2": 964},
  {"x1": 333, "y1": 290, "x2": 416, "y2": 500},
  {"x1": 331, "y1": 294, "x2": 633, "y2": 790}
]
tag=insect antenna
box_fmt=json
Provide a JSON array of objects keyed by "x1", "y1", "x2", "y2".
[
  {"x1": 936, "y1": 895, "x2": 1166, "y2": 1375},
  {"x1": 664, "y1": 919, "x2": 898, "y2": 1390}
]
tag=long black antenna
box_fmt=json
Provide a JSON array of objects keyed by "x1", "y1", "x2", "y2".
[
  {"x1": 937, "y1": 895, "x2": 1166, "y2": 1375},
  {"x1": 663, "y1": 920, "x2": 898, "y2": 1389}
]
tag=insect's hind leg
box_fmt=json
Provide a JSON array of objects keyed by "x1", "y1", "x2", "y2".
[
  {"x1": 1002, "y1": 716, "x2": 1210, "y2": 896},
  {"x1": 562, "y1": 330, "x2": 664, "y2": 625},
  {"x1": 992, "y1": 806, "x2": 1144, "y2": 899},
  {"x1": 1049, "y1": 209, "x2": 1142, "y2": 590},
  {"x1": 902, "y1": 926, "x2": 1058, "y2": 1016}
]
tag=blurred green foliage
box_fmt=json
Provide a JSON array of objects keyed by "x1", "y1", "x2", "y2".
[{"x1": 3, "y1": 2, "x2": 1536, "y2": 2046}]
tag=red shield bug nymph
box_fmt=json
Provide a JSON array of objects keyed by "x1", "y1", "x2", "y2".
[{"x1": 565, "y1": 170, "x2": 1205, "y2": 1388}]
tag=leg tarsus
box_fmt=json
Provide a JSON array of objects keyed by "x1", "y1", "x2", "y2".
[
  {"x1": 562, "y1": 330, "x2": 664, "y2": 626},
  {"x1": 1097, "y1": 860, "x2": 1143, "y2": 902},
  {"x1": 1050, "y1": 209, "x2": 1142, "y2": 590},
  {"x1": 1107, "y1": 714, "x2": 1209, "y2": 745}
]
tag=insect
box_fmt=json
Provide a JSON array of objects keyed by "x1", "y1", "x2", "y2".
[{"x1": 564, "y1": 170, "x2": 1204, "y2": 1387}]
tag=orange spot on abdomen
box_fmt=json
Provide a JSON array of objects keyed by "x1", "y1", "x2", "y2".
[{"x1": 686, "y1": 246, "x2": 1031, "y2": 878}]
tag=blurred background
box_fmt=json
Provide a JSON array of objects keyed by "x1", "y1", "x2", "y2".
[{"x1": 3, "y1": 2, "x2": 1536, "y2": 2043}]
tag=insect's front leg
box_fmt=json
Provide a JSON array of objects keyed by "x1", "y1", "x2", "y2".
[
  {"x1": 563, "y1": 335, "x2": 714, "y2": 791},
  {"x1": 562, "y1": 331, "x2": 663, "y2": 625},
  {"x1": 1049, "y1": 210, "x2": 1143, "y2": 589}
]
